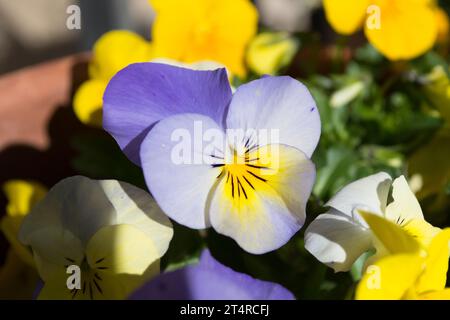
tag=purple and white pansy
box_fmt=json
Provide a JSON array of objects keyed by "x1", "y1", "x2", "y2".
[{"x1": 103, "y1": 62, "x2": 320, "y2": 254}]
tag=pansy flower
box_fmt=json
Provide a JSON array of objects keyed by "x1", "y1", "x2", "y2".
[
  {"x1": 19, "y1": 176, "x2": 173, "y2": 300},
  {"x1": 130, "y1": 249, "x2": 294, "y2": 300},
  {"x1": 103, "y1": 63, "x2": 320, "y2": 254},
  {"x1": 355, "y1": 213, "x2": 450, "y2": 300},
  {"x1": 323, "y1": 0, "x2": 440, "y2": 60},
  {"x1": 149, "y1": 0, "x2": 258, "y2": 77},
  {"x1": 305, "y1": 173, "x2": 441, "y2": 272}
]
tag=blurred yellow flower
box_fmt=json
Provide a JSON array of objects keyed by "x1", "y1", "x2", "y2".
[
  {"x1": 409, "y1": 66, "x2": 450, "y2": 202},
  {"x1": 246, "y1": 32, "x2": 299, "y2": 76},
  {"x1": 323, "y1": 0, "x2": 440, "y2": 60},
  {"x1": 0, "y1": 180, "x2": 47, "y2": 299},
  {"x1": 149, "y1": 0, "x2": 258, "y2": 77},
  {"x1": 1, "y1": 180, "x2": 47, "y2": 266},
  {"x1": 435, "y1": 7, "x2": 449, "y2": 45},
  {"x1": 356, "y1": 213, "x2": 450, "y2": 300},
  {"x1": 73, "y1": 30, "x2": 153, "y2": 127}
]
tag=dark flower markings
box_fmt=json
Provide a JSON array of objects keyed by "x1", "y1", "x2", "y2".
[
  {"x1": 210, "y1": 139, "x2": 270, "y2": 200},
  {"x1": 65, "y1": 256, "x2": 108, "y2": 300}
]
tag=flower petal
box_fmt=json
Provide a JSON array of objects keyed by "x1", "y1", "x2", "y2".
[
  {"x1": 359, "y1": 211, "x2": 421, "y2": 255},
  {"x1": 416, "y1": 228, "x2": 450, "y2": 294},
  {"x1": 226, "y1": 76, "x2": 320, "y2": 158},
  {"x1": 323, "y1": 0, "x2": 369, "y2": 35},
  {"x1": 24, "y1": 227, "x2": 84, "y2": 282},
  {"x1": 385, "y1": 175, "x2": 424, "y2": 223},
  {"x1": 99, "y1": 180, "x2": 173, "y2": 258},
  {"x1": 89, "y1": 30, "x2": 153, "y2": 80},
  {"x1": 140, "y1": 113, "x2": 226, "y2": 229},
  {"x1": 103, "y1": 63, "x2": 232, "y2": 165},
  {"x1": 1, "y1": 180, "x2": 46, "y2": 266},
  {"x1": 326, "y1": 172, "x2": 392, "y2": 217},
  {"x1": 356, "y1": 253, "x2": 424, "y2": 300},
  {"x1": 19, "y1": 176, "x2": 173, "y2": 257},
  {"x1": 129, "y1": 250, "x2": 295, "y2": 300},
  {"x1": 2, "y1": 180, "x2": 47, "y2": 217},
  {"x1": 37, "y1": 280, "x2": 74, "y2": 300},
  {"x1": 209, "y1": 144, "x2": 315, "y2": 254},
  {"x1": 150, "y1": 0, "x2": 258, "y2": 77},
  {"x1": 86, "y1": 224, "x2": 160, "y2": 275},
  {"x1": 73, "y1": 79, "x2": 106, "y2": 127},
  {"x1": 419, "y1": 289, "x2": 450, "y2": 300},
  {"x1": 304, "y1": 209, "x2": 372, "y2": 272},
  {"x1": 364, "y1": 0, "x2": 438, "y2": 60}
]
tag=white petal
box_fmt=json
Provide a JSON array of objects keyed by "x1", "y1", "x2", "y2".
[
  {"x1": 225, "y1": 76, "x2": 321, "y2": 157},
  {"x1": 140, "y1": 113, "x2": 226, "y2": 229},
  {"x1": 305, "y1": 209, "x2": 373, "y2": 272},
  {"x1": 326, "y1": 172, "x2": 392, "y2": 217},
  {"x1": 385, "y1": 175, "x2": 424, "y2": 223},
  {"x1": 98, "y1": 180, "x2": 173, "y2": 258},
  {"x1": 19, "y1": 176, "x2": 173, "y2": 258}
]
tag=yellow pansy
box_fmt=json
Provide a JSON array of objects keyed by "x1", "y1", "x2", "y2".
[
  {"x1": 323, "y1": 0, "x2": 439, "y2": 60},
  {"x1": 246, "y1": 32, "x2": 299, "y2": 76},
  {"x1": 19, "y1": 176, "x2": 173, "y2": 300},
  {"x1": 356, "y1": 213, "x2": 450, "y2": 300},
  {"x1": 149, "y1": 0, "x2": 258, "y2": 77},
  {"x1": 73, "y1": 30, "x2": 153, "y2": 127}
]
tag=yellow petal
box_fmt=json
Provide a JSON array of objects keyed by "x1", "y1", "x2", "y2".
[
  {"x1": 85, "y1": 224, "x2": 160, "y2": 298},
  {"x1": 2, "y1": 180, "x2": 46, "y2": 218},
  {"x1": 0, "y1": 249, "x2": 39, "y2": 299},
  {"x1": 356, "y1": 253, "x2": 424, "y2": 300},
  {"x1": 359, "y1": 211, "x2": 421, "y2": 255},
  {"x1": 210, "y1": 144, "x2": 315, "y2": 254},
  {"x1": 89, "y1": 30, "x2": 153, "y2": 80},
  {"x1": 38, "y1": 276, "x2": 76, "y2": 300},
  {"x1": 419, "y1": 288, "x2": 450, "y2": 300},
  {"x1": 416, "y1": 228, "x2": 450, "y2": 294},
  {"x1": 365, "y1": 0, "x2": 438, "y2": 60},
  {"x1": 323, "y1": 0, "x2": 370, "y2": 35},
  {"x1": 151, "y1": 0, "x2": 258, "y2": 77},
  {"x1": 86, "y1": 224, "x2": 160, "y2": 275},
  {"x1": 1, "y1": 180, "x2": 46, "y2": 266},
  {"x1": 246, "y1": 32, "x2": 299, "y2": 76},
  {"x1": 401, "y1": 219, "x2": 441, "y2": 248},
  {"x1": 73, "y1": 79, "x2": 107, "y2": 127}
]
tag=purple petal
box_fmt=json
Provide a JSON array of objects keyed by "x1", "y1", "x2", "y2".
[
  {"x1": 129, "y1": 250, "x2": 295, "y2": 300},
  {"x1": 103, "y1": 63, "x2": 232, "y2": 165}
]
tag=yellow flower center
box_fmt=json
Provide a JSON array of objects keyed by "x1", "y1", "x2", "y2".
[{"x1": 212, "y1": 143, "x2": 278, "y2": 209}]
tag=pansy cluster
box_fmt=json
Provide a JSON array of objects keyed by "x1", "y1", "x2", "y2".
[{"x1": 1, "y1": 0, "x2": 450, "y2": 300}]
